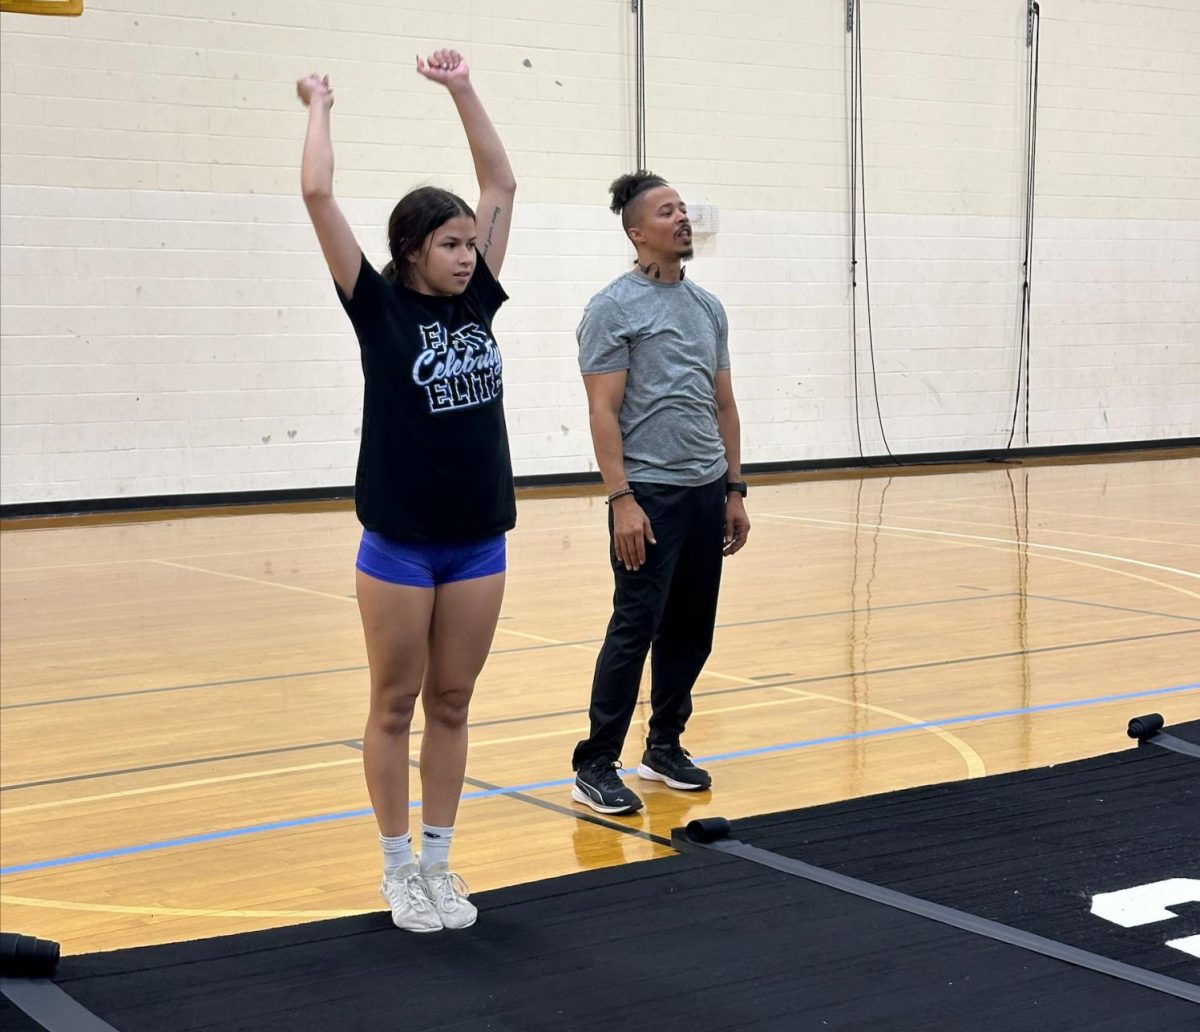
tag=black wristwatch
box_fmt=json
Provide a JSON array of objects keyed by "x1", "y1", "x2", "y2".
[{"x1": 726, "y1": 481, "x2": 748, "y2": 497}]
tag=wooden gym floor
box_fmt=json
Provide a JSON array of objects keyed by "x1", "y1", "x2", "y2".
[{"x1": 1, "y1": 453, "x2": 1197, "y2": 956}]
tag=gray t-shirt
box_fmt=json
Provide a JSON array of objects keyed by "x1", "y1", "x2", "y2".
[{"x1": 578, "y1": 270, "x2": 730, "y2": 487}]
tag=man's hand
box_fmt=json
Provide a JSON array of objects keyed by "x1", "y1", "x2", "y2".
[
  {"x1": 723, "y1": 495, "x2": 750, "y2": 556},
  {"x1": 612, "y1": 495, "x2": 656, "y2": 572},
  {"x1": 416, "y1": 49, "x2": 471, "y2": 88},
  {"x1": 296, "y1": 73, "x2": 333, "y2": 109}
]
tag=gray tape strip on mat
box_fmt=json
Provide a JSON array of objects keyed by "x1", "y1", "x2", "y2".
[
  {"x1": 1146, "y1": 732, "x2": 1200, "y2": 759},
  {"x1": 1, "y1": 977, "x2": 123, "y2": 1032},
  {"x1": 676, "y1": 833, "x2": 1200, "y2": 1006}
]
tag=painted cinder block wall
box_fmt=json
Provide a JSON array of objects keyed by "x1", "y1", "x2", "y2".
[{"x1": 1, "y1": 0, "x2": 1196, "y2": 505}]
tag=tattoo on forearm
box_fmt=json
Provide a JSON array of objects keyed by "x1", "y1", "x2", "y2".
[{"x1": 481, "y1": 206, "x2": 501, "y2": 258}]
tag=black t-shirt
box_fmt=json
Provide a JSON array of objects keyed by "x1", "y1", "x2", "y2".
[{"x1": 336, "y1": 253, "x2": 516, "y2": 542}]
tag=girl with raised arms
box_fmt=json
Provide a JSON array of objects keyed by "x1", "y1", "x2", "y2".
[{"x1": 296, "y1": 48, "x2": 516, "y2": 932}]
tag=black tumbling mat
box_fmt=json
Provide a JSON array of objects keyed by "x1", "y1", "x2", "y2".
[
  {"x1": 735, "y1": 719, "x2": 1200, "y2": 986},
  {"x1": 0, "y1": 997, "x2": 42, "y2": 1032},
  {"x1": 15, "y1": 852, "x2": 1199, "y2": 1032},
  {"x1": 1167, "y1": 718, "x2": 1200, "y2": 747},
  {"x1": 5, "y1": 722, "x2": 1198, "y2": 1031}
]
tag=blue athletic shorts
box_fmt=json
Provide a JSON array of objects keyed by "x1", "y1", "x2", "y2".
[{"x1": 356, "y1": 530, "x2": 507, "y2": 588}]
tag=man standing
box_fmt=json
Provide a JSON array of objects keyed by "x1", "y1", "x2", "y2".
[{"x1": 571, "y1": 171, "x2": 750, "y2": 816}]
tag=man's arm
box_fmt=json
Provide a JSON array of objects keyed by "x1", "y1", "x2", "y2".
[
  {"x1": 715, "y1": 369, "x2": 750, "y2": 555},
  {"x1": 583, "y1": 371, "x2": 656, "y2": 572}
]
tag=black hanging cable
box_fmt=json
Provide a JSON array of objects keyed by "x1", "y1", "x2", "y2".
[
  {"x1": 856, "y1": 5, "x2": 896, "y2": 461},
  {"x1": 848, "y1": 0, "x2": 898, "y2": 463},
  {"x1": 1024, "y1": 3, "x2": 1040, "y2": 443},
  {"x1": 849, "y1": 475, "x2": 865, "y2": 735},
  {"x1": 633, "y1": 0, "x2": 647, "y2": 170},
  {"x1": 848, "y1": 0, "x2": 863, "y2": 458},
  {"x1": 1004, "y1": 467, "x2": 1034, "y2": 765},
  {"x1": 1006, "y1": 1, "x2": 1040, "y2": 449},
  {"x1": 849, "y1": 3, "x2": 1040, "y2": 460}
]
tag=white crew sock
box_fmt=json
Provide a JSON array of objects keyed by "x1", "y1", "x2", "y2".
[
  {"x1": 380, "y1": 831, "x2": 414, "y2": 875},
  {"x1": 420, "y1": 823, "x2": 455, "y2": 871}
]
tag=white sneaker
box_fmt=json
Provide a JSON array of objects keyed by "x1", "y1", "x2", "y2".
[
  {"x1": 422, "y1": 862, "x2": 478, "y2": 930},
  {"x1": 380, "y1": 862, "x2": 442, "y2": 933}
]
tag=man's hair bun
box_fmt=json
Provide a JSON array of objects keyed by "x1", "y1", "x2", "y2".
[{"x1": 609, "y1": 170, "x2": 668, "y2": 214}]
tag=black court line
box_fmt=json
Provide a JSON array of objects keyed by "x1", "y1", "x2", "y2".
[
  {"x1": 0, "y1": 665, "x2": 371, "y2": 713},
  {"x1": 463, "y1": 774, "x2": 670, "y2": 846},
  {"x1": 0, "y1": 740, "x2": 366, "y2": 793},
  {"x1": 488, "y1": 591, "x2": 1019, "y2": 654},
  {"x1": 0, "y1": 592, "x2": 1010, "y2": 712},
  {"x1": 395, "y1": 752, "x2": 670, "y2": 847},
  {"x1": 10, "y1": 589, "x2": 1193, "y2": 720},
  {"x1": 676, "y1": 833, "x2": 1200, "y2": 1006},
  {"x1": 715, "y1": 595, "x2": 1011, "y2": 630},
  {"x1": 6, "y1": 589, "x2": 1192, "y2": 716},
  {"x1": 685, "y1": 626, "x2": 1200, "y2": 705},
  {"x1": 1027, "y1": 593, "x2": 1200, "y2": 624},
  {"x1": 0, "y1": 978, "x2": 122, "y2": 1032},
  {"x1": 4, "y1": 625, "x2": 1196, "y2": 793}
]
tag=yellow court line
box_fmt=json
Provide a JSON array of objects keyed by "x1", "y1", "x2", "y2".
[
  {"x1": 661, "y1": 663, "x2": 986, "y2": 778},
  {"x1": 150, "y1": 559, "x2": 357, "y2": 602},
  {"x1": 1, "y1": 528, "x2": 984, "y2": 910},
  {"x1": 10, "y1": 511, "x2": 1160, "y2": 825},
  {"x1": 2, "y1": 468, "x2": 1191, "y2": 576},
  {"x1": 929, "y1": 500, "x2": 1200, "y2": 532},
  {"x1": 1, "y1": 730, "x2": 589, "y2": 815},
  {"x1": 0, "y1": 758, "x2": 364, "y2": 816},
  {"x1": 3, "y1": 684, "x2": 989, "y2": 816},
  {"x1": 759, "y1": 514, "x2": 1199, "y2": 581},
  {"x1": 0, "y1": 540, "x2": 361, "y2": 575},
  {"x1": 945, "y1": 478, "x2": 1199, "y2": 499},
  {"x1": 472, "y1": 691, "x2": 987, "y2": 770},
  {"x1": 144, "y1": 560, "x2": 584, "y2": 650},
  {"x1": 0, "y1": 522, "x2": 606, "y2": 575},
  {"x1": 771, "y1": 474, "x2": 1200, "y2": 515},
  {"x1": 0, "y1": 894, "x2": 373, "y2": 920},
  {"x1": 145, "y1": 559, "x2": 597, "y2": 651},
  {"x1": 765, "y1": 477, "x2": 1200, "y2": 514},
  {"x1": 0, "y1": 666, "x2": 987, "y2": 926},
  {"x1": 833, "y1": 511, "x2": 1197, "y2": 550},
  {"x1": 670, "y1": 668, "x2": 984, "y2": 779},
  {"x1": 464, "y1": 699, "x2": 833, "y2": 750},
  {"x1": 757, "y1": 514, "x2": 1200, "y2": 603},
  {"x1": 772, "y1": 687, "x2": 987, "y2": 777},
  {"x1": 490, "y1": 626, "x2": 570, "y2": 646}
]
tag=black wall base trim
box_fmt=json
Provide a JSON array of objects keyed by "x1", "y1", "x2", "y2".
[
  {"x1": 2, "y1": 437, "x2": 1195, "y2": 521},
  {"x1": 0, "y1": 485, "x2": 355, "y2": 521},
  {"x1": 741, "y1": 435, "x2": 1199, "y2": 476}
]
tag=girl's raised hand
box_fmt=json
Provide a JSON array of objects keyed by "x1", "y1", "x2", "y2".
[
  {"x1": 416, "y1": 49, "x2": 470, "y2": 87},
  {"x1": 296, "y1": 73, "x2": 333, "y2": 108}
]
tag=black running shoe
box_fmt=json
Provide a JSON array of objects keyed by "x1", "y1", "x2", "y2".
[
  {"x1": 638, "y1": 746, "x2": 712, "y2": 791},
  {"x1": 572, "y1": 760, "x2": 644, "y2": 815}
]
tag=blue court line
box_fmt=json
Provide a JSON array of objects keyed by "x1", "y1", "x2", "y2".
[
  {"x1": 2, "y1": 680, "x2": 1196, "y2": 877},
  {"x1": 694, "y1": 681, "x2": 1200, "y2": 765}
]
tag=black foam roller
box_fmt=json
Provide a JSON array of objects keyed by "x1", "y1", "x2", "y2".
[
  {"x1": 1127, "y1": 713, "x2": 1164, "y2": 740},
  {"x1": 686, "y1": 817, "x2": 731, "y2": 844},
  {"x1": 0, "y1": 932, "x2": 61, "y2": 978}
]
